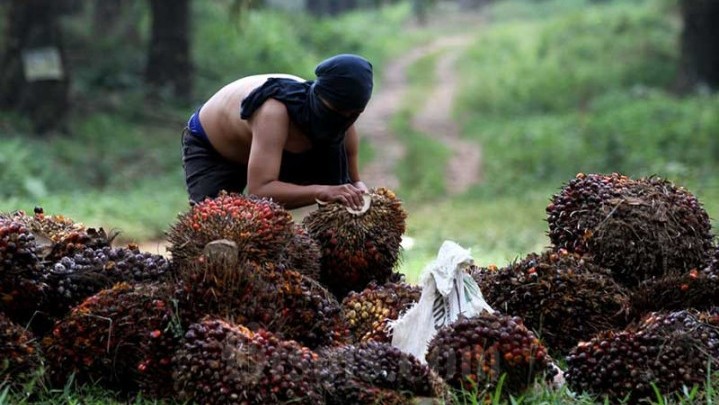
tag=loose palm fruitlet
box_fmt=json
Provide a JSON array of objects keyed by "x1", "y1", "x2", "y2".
[
  {"x1": 316, "y1": 341, "x2": 448, "y2": 404},
  {"x1": 173, "y1": 318, "x2": 323, "y2": 405},
  {"x1": 167, "y1": 191, "x2": 294, "y2": 268},
  {"x1": 629, "y1": 268, "x2": 719, "y2": 318},
  {"x1": 303, "y1": 187, "x2": 407, "y2": 299},
  {"x1": 175, "y1": 257, "x2": 350, "y2": 349},
  {"x1": 566, "y1": 309, "x2": 719, "y2": 403},
  {"x1": 0, "y1": 311, "x2": 43, "y2": 389},
  {"x1": 426, "y1": 313, "x2": 551, "y2": 399},
  {"x1": 278, "y1": 224, "x2": 322, "y2": 281},
  {"x1": 341, "y1": 281, "x2": 421, "y2": 343},
  {"x1": 5, "y1": 207, "x2": 114, "y2": 261},
  {"x1": 547, "y1": 173, "x2": 714, "y2": 287},
  {"x1": 0, "y1": 218, "x2": 46, "y2": 326},
  {"x1": 42, "y1": 283, "x2": 180, "y2": 398},
  {"x1": 469, "y1": 249, "x2": 630, "y2": 354}
]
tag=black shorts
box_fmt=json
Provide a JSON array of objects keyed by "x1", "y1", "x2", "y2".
[{"x1": 181, "y1": 128, "x2": 248, "y2": 205}]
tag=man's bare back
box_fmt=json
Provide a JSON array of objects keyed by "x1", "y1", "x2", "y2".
[
  {"x1": 181, "y1": 54, "x2": 374, "y2": 209},
  {"x1": 198, "y1": 74, "x2": 310, "y2": 164}
]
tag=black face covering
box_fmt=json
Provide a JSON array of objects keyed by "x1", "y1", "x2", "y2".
[{"x1": 240, "y1": 54, "x2": 373, "y2": 146}]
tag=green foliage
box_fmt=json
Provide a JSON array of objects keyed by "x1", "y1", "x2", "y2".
[
  {"x1": 192, "y1": 2, "x2": 414, "y2": 99},
  {"x1": 394, "y1": 51, "x2": 451, "y2": 202},
  {"x1": 454, "y1": 0, "x2": 718, "y2": 197},
  {"x1": 458, "y1": 0, "x2": 678, "y2": 119}
]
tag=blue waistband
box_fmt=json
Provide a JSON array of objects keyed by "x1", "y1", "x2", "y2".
[{"x1": 188, "y1": 109, "x2": 210, "y2": 143}]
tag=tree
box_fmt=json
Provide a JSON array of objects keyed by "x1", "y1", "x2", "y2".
[
  {"x1": 146, "y1": 0, "x2": 192, "y2": 101},
  {"x1": 677, "y1": 0, "x2": 719, "y2": 91},
  {"x1": 306, "y1": 0, "x2": 360, "y2": 16},
  {"x1": 0, "y1": 0, "x2": 70, "y2": 134}
]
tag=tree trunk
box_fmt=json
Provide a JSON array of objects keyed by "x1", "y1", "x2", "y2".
[
  {"x1": 0, "y1": 0, "x2": 70, "y2": 134},
  {"x1": 146, "y1": 0, "x2": 192, "y2": 101},
  {"x1": 306, "y1": 0, "x2": 359, "y2": 16},
  {"x1": 678, "y1": 0, "x2": 719, "y2": 91},
  {"x1": 93, "y1": 0, "x2": 125, "y2": 37}
]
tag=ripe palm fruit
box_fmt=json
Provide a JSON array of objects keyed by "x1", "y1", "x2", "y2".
[
  {"x1": 278, "y1": 224, "x2": 322, "y2": 281},
  {"x1": 42, "y1": 283, "x2": 180, "y2": 398},
  {"x1": 0, "y1": 311, "x2": 43, "y2": 389},
  {"x1": 426, "y1": 313, "x2": 551, "y2": 399},
  {"x1": 341, "y1": 281, "x2": 420, "y2": 343},
  {"x1": 316, "y1": 341, "x2": 448, "y2": 404},
  {"x1": 547, "y1": 173, "x2": 714, "y2": 287},
  {"x1": 166, "y1": 191, "x2": 294, "y2": 268},
  {"x1": 469, "y1": 249, "x2": 630, "y2": 354},
  {"x1": 302, "y1": 187, "x2": 407, "y2": 299},
  {"x1": 0, "y1": 218, "x2": 46, "y2": 327},
  {"x1": 6, "y1": 207, "x2": 114, "y2": 261},
  {"x1": 629, "y1": 268, "x2": 719, "y2": 318},
  {"x1": 175, "y1": 257, "x2": 350, "y2": 349},
  {"x1": 173, "y1": 318, "x2": 323, "y2": 405},
  {"x1": 566, "y1": 309, "x2": 719, "y2": 403}
]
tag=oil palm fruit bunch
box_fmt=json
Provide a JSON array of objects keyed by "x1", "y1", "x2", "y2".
[
  {"x1": 7, "y1": 207, "x2": 114, "y2": 261},
  {"x1": 708, "y1": 245, "x2": 719, "y2": 275},
  {"x1": 42, "y1": 282, "x2": 180, "y2": 398},
  {"x1": 469, "y1": 249, "x2": 630, "y2": 354},
  {"x1": 316, "y1": 341, "x2": 448, "y2": 404},
  {"x1": 0, "y1": 217, "x2": 46, "y2": 327},
  {"x1": 40, "y1": 246, "x2": 173, "y2": 327},
  {"x1": 426, "y1": 313, "x2": 551, "y2": 399},
  {"x1": 341, "y1": 281, "x2": 421, "y2": 343},
  {"x1": 547, "y1": 173, "x2": 714, "y2": 287},
  {"x1": 173, "y1": 317, "x2": 323, "y2": 405},
  {"x1": 566, "y1": 308, "x2": 719, "y2": 403},
  {"x1": 167, "y1": 191, "x2": 294, "y2": 268},
  {"x1": 278, "y1": 223, "x2": 322, "y2": 281},
  {"x1": 0, "y1": 311, "x2": 44, "y2": 389},
  {"x1": 302, "y1": 187, "x2": 407, "y2": 299},
  {"x1": 629, "y1": 268, "x2": 719, "y2": 318},
  {"x1": 175, "y1": 256, "x2": 349, "y2": 349}
]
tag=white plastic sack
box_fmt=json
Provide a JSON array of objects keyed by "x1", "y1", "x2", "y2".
[{"x1": 389, "y1": 240, "x2": 494, "y2": 363}]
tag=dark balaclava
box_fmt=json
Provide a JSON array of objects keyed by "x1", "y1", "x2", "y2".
[{"x1": 240, "y1": 54, "x2": 373, "y2": 146}]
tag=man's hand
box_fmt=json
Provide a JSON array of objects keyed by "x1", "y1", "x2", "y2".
[
  {"x1": 353, "y1": 181, "x2": 369, "y2": 193},
  {"x1": 317, "y1": 184, "x2": 366, "y2": 211}
]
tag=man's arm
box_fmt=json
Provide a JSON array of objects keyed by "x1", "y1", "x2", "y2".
[
  {"x1": 246, "y1": 100, "x2": 365, "y2": 209},
  {"x1": 345, "y1": 125, "x2": 369, "y2": 192}
]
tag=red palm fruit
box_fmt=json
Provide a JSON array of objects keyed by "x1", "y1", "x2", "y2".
[
  {"x1": 173, "y1": 318, "x2": 323, "y2": 405},
  {"x1": 175, "y1": 256, "x2": 350, "y2": 349},
  {"x1": 426, "y1": 313, "x2": 552, "y2": 399},
  {"x1": 303, "y1": 187, "x2": 407, "y2": 300},
  {"x1": 42, "y1": 282, "x2": 180, "y2": 398},
  {"x1": 0, "y1": 311, "x2": 43, "y2": 389},
  {"x1": 316, "y1": 341, "x2": 449, "y2": 404},
  {"x1": 341, "y1": 281, "x2": 420, "y2": 343},
  {"x1": 566, "y1": 309, "x2": 719, "y2": 403},
  {"x1": 547, "y1": 173, "x2": 714, "y2": 287},
  {"x1": 469, "y1": 249, "x2": 630, "y2": 354},
  {"x1": 166, "y1": 191, "x2": 295, "y2": 268}
]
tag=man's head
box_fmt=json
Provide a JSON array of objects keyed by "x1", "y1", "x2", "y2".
[{"x1": 308, "y1": 54, "x2": 373, "y2": 144}]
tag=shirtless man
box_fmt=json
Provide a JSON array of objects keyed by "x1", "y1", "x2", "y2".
[{"x1": 181, "y1": 54, "x2": 373, "y2": 210}]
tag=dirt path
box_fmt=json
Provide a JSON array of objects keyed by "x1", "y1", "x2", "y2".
[{"x1": 358, "y1": 19, "x2": 483, "y2": 195}]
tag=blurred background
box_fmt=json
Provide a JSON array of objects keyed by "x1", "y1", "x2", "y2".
[{"x1": 0, "y1": 0, "x2": 717, "y2": 282}]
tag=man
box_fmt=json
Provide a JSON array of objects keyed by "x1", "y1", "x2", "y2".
[{"x1": 181, "y1": 54, "x2": 373, "y2": 210}]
